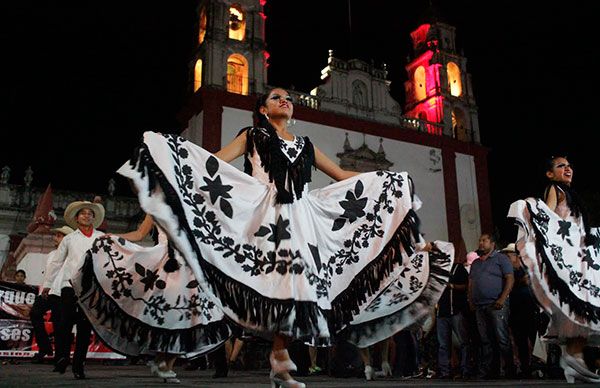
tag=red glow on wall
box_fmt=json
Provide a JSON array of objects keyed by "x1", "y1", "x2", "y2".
[
  {"x1": 259, "y1": 0, "x2": 267, "y2": 6},
  {"x1": 404, "y1": 26, "x2": 447, "y2": 136},
  {"x1": 426, "y1": 63, "x2": 441, "y2": 95},
  {"x1": 410, "y1": 24, "x2": 430, "y2": 50},
  {"x1": 263, "y1": 51, "x2": 270, "y2": 68},
  {"x1": 410, "y1": 51, "x2": 432, "y2": 67},
  {"x1": 421, "y1": 96, "x2": 443, "y2": 135},
  {"x1": 259, "y1": 12, "x2": 267, "y2": 20}
]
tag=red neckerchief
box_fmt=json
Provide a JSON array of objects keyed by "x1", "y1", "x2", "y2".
[{"x1": 79, "y1": 226, "x2": 94, "y2": 237}]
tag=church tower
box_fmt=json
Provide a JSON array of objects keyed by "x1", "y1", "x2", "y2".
[
  {"x1": 403, "y1": 20, "x2": 480, "y2": 143},
  {"x1": 190, "y1": 0, "x2": 268, "y2": 96}
]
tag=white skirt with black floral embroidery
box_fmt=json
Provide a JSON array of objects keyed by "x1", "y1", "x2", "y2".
[
  {"x1": 509, "y1": 199, "x2": 600, "y2": 343},
  {"x1": 116, "y1": 131, "x2": 453, "y2": 347},
  {"x1": 71, "y1": 233, "x2": 231, "y2": 357}
]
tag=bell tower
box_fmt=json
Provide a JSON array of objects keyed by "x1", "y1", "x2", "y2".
[
  {"x1": 190, "y1": 0, "x2": 268, "y2": 96},
  {"x1": 403, "y1": 20, "x2": 480, "y2": 142}
]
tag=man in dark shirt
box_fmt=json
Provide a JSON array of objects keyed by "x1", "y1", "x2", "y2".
[
  {"x1": 468, "y1": 233, "x2": 514, "y2": 378},
  {"x1": 436, "y1": 260, "x2": 469, "y2": 379}
]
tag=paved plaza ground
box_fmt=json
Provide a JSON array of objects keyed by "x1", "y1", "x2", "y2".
[{"x1": 0, "y1": 361, "x2": 586, "y2": 387}]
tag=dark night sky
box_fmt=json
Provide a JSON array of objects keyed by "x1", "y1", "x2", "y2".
[{"x1": 1, "y1": 1, "x2": 598, "y2": 242}]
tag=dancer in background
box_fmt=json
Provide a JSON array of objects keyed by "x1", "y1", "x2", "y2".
[
  {"x1": 30, "y1": 225, "x2": 73, "y2": 365},
  {"x1": 509, "y1": 155, "x2": 600, "y2": 383},
  {"x1": 51, "y1": 201, "x2": 105, "y2": 379},
  {"x1": 71, "y1": 213, "x2": 230, "y2": 384}
]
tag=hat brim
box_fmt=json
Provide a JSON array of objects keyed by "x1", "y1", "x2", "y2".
[
  {"x1": 64, "y1": 201, "x2": 105, "y2": 230},
  {"x1": 51, "y1": 225, "x2": 74, "y2": 235}
]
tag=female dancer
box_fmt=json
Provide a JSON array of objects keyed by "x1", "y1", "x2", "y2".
[
  {"x1": 509, "y1": 156, "x2": 600, "y2": 383},
  {"x1": 118, "y1": 87, "x2": 453, "y2": 387},
  {"x1": 71, "y1": 213, "x2": 231, "y2": 383}
]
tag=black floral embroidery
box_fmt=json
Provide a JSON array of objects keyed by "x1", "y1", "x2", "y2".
[
  {"x1": 411, "y1": 253, "x2": 424, "y2": 273},
  {"x1": 549, "y1": 244, "x2": 567, "y2": 270},
  {"x1": 326, "y1": 171, "x2": 405, "y2": 283},
  {"x1": 135, "y1": 263, "x2": 166, "y2": 292},
  {"x1": 278, "y1": 136, "x2": 304, "y2": 163},
  {"x1": 532, "y1": 204, "x2": 600, "y2": 298},
  {"x1": 583, "y1": 246, "x2": 600, "y2": 271},
  {"x1": 254, "y1": 215, "x2": 291, "y2": 248},
  {"x1": 200, "y1": 175, "x2": 232, "y2": 205},
  {"x1": 387, "y1": 291, "x2": 410, "y2": 306},
  {"x1": 557, "y1": 219, "x2": 573, "y2": 246},
  {"x1": 588, "y1": 229, "x2": 600, "y2": 256},
  {"x1": 241, "y1": 249, "x2": 305, "y2": 276},
  {"x1": 286, "y1": 147, "x2": 298, "y2": 160},
  {"x1": 409, "y1": 276, "x2": 423, "y2": 293},
  {"x1": 333, "y1": 180, "x2": 368, "y2": 231},
  {"x1": 533, "y1": 202, "x2": 550, "y2": 235},
  {"x1": 163, "y1": 134, "x2": 306, "y2": 277},
  {"x1": 198, "y1": 157, "x2": 234, "y2": 219},
  {"x1": 365, "y1": 256, "x2": 426, "y2": 313},
  {"x1": 94, "y1": 236, "x2": 217, "y2": 324}
]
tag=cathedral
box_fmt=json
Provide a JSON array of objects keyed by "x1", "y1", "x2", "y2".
[{"x1": 180, "y1": 0, "x2": 490, "y2": 254}]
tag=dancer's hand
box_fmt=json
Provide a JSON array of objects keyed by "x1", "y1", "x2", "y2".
[{"x1": 417, "y1": 242, "x2": 434, "y2": 252}]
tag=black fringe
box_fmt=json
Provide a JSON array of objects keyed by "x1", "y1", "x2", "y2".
[
  {"x1": 200, "y1": 260, "x2": 324, "y2": 339},
  {"x1": 244, "y1": 127, "x2": 316, "y2": 204},
  {"x1": 330, "y1": 209, "x2": 421, "y2": 331},
  {"x1": 340, "y1": 249, "x2": 452, "y2": 347},
  {"x1": 77, "y1": 251, "x2": 232, "y2": 357},
  {"x1": 526, "y1": 201, "x2": 600, "y2": 325}
]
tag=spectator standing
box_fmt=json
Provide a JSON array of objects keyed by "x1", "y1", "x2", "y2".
[{"x1": 468, "y1": 233, "x2": 514, "y2": 378}]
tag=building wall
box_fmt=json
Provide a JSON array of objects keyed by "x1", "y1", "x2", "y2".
[
  {"x1": 0, "y1": 234, "x2": 9, "y2": 272},
  {"x1": 455, "y1": 153, "x2": 481, "y2": 250},
  {"x1": 220, "y1": 107, "x2": 450, "y2": 241},
  {"x1": 16, "y1": 252, "x2": 47, "y2": 286},
  {"x1": 181, "y1": 112, "x2": 204, "y2": 144}
]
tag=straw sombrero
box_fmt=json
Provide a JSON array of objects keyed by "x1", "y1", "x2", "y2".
[
  {"x1": 51, "y1": 225, "x2": 75, "y2": 236},
  {"x1": 63, "y1": 201, "x2": 105, "y2": 229},
  {"x1": 501, "y1": 243, "x2": 517, "y2": 253}
]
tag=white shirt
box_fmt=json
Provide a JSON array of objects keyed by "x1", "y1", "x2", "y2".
[
  {"x1": 50, "y1": 228, "x2": 104, "y2": 296},
  {"x1": 42, "y1": 249, "x2": 62, "y2": 290}
]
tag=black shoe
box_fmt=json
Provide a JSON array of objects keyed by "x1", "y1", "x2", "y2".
[
  {"x1": 73, "y1": 370, "x2": 86, "y2": 379},
  {"x1": 185, "y1": 357, "x2": 207, "y2": 371},
  {"x1": 229, "y1": 358, "x2": 244, "y2": 371},
  {"x1": 54, "y1": 357, "x2": 70, "y2": 374},
  {"x1": 212, "y1": 365, "x2": 229, "y2": 378},
  {"x1": 31, "y1": 352, "x2": 51, "y2": 364}
]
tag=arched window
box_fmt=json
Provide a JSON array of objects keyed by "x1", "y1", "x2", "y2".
[
  {"x1": 226, "y1": 54, "x2": 248, "y2": 95},
  {"x1": 198, "y1": 7, "x2": 207, "y2": 44},
  {"x1": 447, "y1": 62, "x2": 462, "y2": 97},
  {"x1": 228, "y1": 5, "x2": 246, "y2": 41},
  {"x1": 193, "y1": 59, "x2": 203, "y2": 92},
  {"x1": 414, "y1": 66, "x2": 427, "y2": 101},
  {"x1": 352, "y1": 80, "x2": 368, "y2": 107}
]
